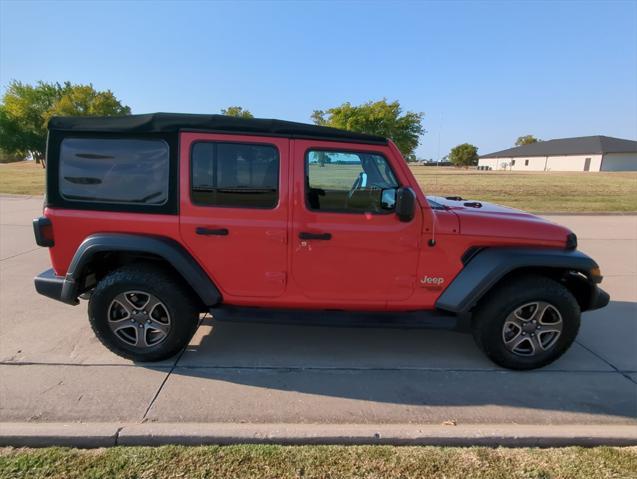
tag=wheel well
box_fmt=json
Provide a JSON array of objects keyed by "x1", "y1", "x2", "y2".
[
  {"x1": 76, "y1": 251, "x2": 206, "y2": 311},
  {"x1": 477, "y1": 266, "x2": 594, "y2": 312}
]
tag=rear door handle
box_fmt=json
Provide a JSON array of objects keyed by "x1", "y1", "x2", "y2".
[
  {"x1": 196, "y1": 227, "x2": 229, "y2": 236},
  {"x1": 299, "y1": 232, "x2": 332, "y2": 240}
]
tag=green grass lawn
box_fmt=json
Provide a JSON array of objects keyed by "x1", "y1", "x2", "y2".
[
  {"x1": 0, "y1": 161, "x2": 45, "y2": 196},
  {"x1": 1, "y1": 445, "x2": 636, "y2": 479},
  {"x1": 1, "y1": 161, "x2": 636, "y2": 213},
  {"x1": 411, "y1": 166, "x2": 637, "y2": 213}
]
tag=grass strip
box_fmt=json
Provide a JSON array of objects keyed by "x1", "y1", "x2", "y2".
[
  {"x1": 1, "y1": 161, "x2": 636, "y2": 213},
  {"x1": 1, "y1": 445, "x2": 636, "y2": 479}
]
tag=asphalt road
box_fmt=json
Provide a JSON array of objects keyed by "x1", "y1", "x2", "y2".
[{"x1": 1, "y1": 196, "x2": 635, "y2": 427}]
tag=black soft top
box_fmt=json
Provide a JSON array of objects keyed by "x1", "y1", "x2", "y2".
[{"x1": 48, "y1": 112, "x2": 388, "y2": 145}]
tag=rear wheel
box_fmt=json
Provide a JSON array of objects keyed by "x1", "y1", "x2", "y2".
[
  {"x1": 472, "y1": 275, "x2": 581, "y2": 370},
  {"x1": 88, "y1": 264, "x2": 200, "y2": 361}
]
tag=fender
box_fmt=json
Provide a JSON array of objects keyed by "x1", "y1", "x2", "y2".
[
  {"x1": 60, "y1": 233, "x2": 222, "y2": 306},
  {"x1": 435, "y1": 247, "x2": 601, "y2": 314}
]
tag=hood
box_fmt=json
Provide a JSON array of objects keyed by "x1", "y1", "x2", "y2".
[{"x1": 427, "y1": 196, "x2": 573, "y2": 246}]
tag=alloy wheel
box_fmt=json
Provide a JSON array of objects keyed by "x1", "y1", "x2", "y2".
[
  {"x1": 501, "y1": 301, "x2": 563, "y2": 356},
  {"x1": 107, "y1": 291, "x2": 171, "y2": 348}
]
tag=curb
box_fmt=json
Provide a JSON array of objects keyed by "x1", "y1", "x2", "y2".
[
  {"x1": 0, "y1": 423, "x2": 120, "y2": 448},
  {"x1": 2, "y1": 423, "x2": 637, "y2": 448}
]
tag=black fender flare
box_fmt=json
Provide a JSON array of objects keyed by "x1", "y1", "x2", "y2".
[
  {"x1": 61, "y1": 233, "x2": 222, "y2": 306},
  {"x1": 435, "y1": 247, "x2": 600, "y2": 314}
]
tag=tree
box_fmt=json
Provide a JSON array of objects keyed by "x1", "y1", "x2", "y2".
[
  {"x1": 221, "y1": 106, "x2": 254, "y2": 118},
  {"x1": 515, "y1": 135, "x2": 540, "y2": 146},
  {"x1": 48, "y1": 84, "x2": 131, "y2": 118},
  {"x1": 311, "y1": 99, "x2": 424, "y2": 161},
  {"x1": 0, "y1": 149, "x2": 20, "y2": 163},
  {"x1": 449, "y1": 143, "x2": 479, "y2": 168},
  {"x1": 317, "y1": 151, "x2": 331, "y2": 167},
  {"x1": 0, "y1": 81, "x2": 130, "y2": 163}
]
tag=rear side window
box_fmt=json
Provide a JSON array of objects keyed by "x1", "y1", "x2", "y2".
[
  {"x1": 191, "y1": 142, "x2": 279, "y2": 208},
  {"x1": 59, "y1": 138, "x2": 169, "y2": 205}
]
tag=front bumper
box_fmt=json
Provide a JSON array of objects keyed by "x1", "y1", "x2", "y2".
[
  {"x1": 34, "y1": 269, "x2": 78, "y2": 305},
  {"x1": 588, "y1": 284, "x2": 610, "y2": 311}
]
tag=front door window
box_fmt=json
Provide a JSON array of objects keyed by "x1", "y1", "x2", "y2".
[{"x1": 306, "y1": 150, "x2": 398, "y2": 213}]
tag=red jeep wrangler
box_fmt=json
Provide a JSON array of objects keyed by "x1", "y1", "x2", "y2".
[{"x1": 33, "y1": 113, "x2": 609, "y2": 369}]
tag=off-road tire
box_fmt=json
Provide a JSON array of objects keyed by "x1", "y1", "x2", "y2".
[
  {"x1": 88, "y1": 264, "x2": 200, "y2": 361},
  {"x1": 472, "y1": 275, "x2": 581, "y2": 370}
]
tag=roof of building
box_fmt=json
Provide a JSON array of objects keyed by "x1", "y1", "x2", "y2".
[
  {"x1": 480, "y1": 135, "x2": 637, "y2": 158},
  {"x1": 48, "y1": 113, "x2": 388, "y2": 145}
]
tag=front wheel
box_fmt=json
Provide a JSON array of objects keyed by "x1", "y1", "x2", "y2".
[
  {"x1": 88, "y1": 264, "x2": 200, "y2": 362},
  {"x1": 472, "y1": 275, "x2": 581, "y2": 370}
]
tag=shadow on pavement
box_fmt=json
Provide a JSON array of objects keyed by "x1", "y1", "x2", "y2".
[{"x1": 142, "y1": 301, "x2": 637, "y2": 420}]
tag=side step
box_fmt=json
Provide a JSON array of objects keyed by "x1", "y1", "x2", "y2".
[{"x1": 209, "y1": 306, "x2": 467, "y2": 331}]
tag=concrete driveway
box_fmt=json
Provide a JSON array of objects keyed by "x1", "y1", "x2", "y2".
[{"x1": 1, "y1": 196, "x2": 635, "y2": 431}]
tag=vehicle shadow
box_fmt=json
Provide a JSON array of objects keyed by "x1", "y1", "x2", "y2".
[{"x1": 143, "y1": 300, "x2": 637, "y2": 420}]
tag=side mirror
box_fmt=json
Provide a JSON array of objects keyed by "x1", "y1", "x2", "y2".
[
  {"x1": 395, "y1": 187, "x2": 416, "y2": 222},
  {"x1": 380, "y1": 188, "x2": 397, "y2": 210}
]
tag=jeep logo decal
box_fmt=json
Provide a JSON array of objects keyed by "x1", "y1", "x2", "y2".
[{"x1": 420, "y1": 276, "x2": 445, "y2": 287}]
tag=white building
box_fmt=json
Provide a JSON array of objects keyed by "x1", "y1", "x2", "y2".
[{"x1": 479, "y1": 136, "x2": 637, "y2": 172}]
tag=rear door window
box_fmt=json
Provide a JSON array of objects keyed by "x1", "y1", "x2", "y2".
[
  {"x1": 59, "y1": 138, "x2": 169, "y2": 205},
  {"x1": 191, "y1": 142, "x2": 279, "y2": 208}
]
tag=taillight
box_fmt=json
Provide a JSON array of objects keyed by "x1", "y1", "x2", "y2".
[{"x1": 33, "y1": 217, "x2": 54, "y2": 247}]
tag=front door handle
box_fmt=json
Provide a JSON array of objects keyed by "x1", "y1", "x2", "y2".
[
  {"x1": 196, "y1": 227, "x2": 229, "y2": 236},
  {"x1": 299, "y1": 232, "x2": 332, "y2": 240}
]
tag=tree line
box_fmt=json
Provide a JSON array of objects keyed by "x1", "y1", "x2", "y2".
[
  {"x1": 0, "y1": 80, "x2": 538, "y2": 168},
  {"x1": 0, "y1": 81, "x2": 130, "y2": 164}
]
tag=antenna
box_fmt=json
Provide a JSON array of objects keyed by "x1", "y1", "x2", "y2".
[{"x1": 428, "y1": 214, "x2": 437, "y2": 247}]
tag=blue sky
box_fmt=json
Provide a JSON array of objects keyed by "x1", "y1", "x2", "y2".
[{"x1": 1, "y1": 0, "x2": 636, "y2": 159}]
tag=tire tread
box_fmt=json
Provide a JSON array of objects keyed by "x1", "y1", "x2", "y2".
[
  {"x1": 88, "y1": 263, "x2": 199, "y2": 362},
  {"x1": 471, "y1": 274, "x2": 581, "y2": 370}
]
